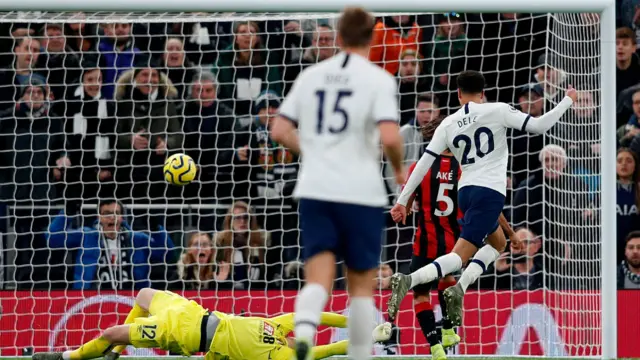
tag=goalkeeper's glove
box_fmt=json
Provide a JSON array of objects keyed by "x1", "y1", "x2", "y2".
[{"x1": 372, "y1": 322, "x2": 393, "y2": 342}]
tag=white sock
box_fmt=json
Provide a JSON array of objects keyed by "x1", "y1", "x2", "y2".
[
  {"x1": 294, "y1": 283, "x2": 328, "y2": 344},
  {"x1": 410, "y1": 252, "x2": 462, "y2": 288},
  {"x1": 62, "y1": 351, "x2": 72, "y2": 360},
  {"x1": 348, "y1": 297, "x2": 375, "y2": 360},
  {"x1": 459, "y1": 245, "x2": 501, "y2": 292}
]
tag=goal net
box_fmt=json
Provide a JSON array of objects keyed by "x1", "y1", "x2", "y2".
[{"x1": 0, "y1": 10, "x2": 605, "y2": 357}]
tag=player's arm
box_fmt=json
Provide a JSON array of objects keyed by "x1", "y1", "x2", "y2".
[
  {"x1": 498, "y1": 213, "x2": 523, "y2": 251},
  {"x1": 270, "y1": 116, "x2": 300, "y2": 154},
  {"x1": 502, "y1": 86, "x2": 577, "y2": 134},
  {"x1": 396, "y1": 125, "x2": 447, "y2": 207},
  {"x1": 379, "y1": 121, "x2": 404, "y2": 179},
  {"x1": 271, "y1": 75, "x2": 303, "y2": 154}
]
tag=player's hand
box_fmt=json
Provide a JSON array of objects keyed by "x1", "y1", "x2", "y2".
[
  {"x1": 237, "y1": 146, "x2": 249, "y2": 161},
  {"x1": 509, "y1": 232, "x2": 524, "y2": 252},
  {"x1": 566, "y1": 85, "x2": 577, "y2": 103},
  {"x1": 132, "y1": 129, "x2": 149, "y2": 150},
  {"x1": 393, "y1": 167, "x2": 406, "y2": 186},
  {"x1": 372, "y1": 322, "x2": 393, "y2": 342},
  {"x1": 390, "y1": 203, "x2": 408, "y2": 224}
]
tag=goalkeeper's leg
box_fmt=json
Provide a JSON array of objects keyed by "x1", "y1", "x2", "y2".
[
  {"x1": 32, "y1": 325, "x2": 131, "y2": 360},
  {"x1": 108, "y1": 288, "x2": 156, "y2": 357}
]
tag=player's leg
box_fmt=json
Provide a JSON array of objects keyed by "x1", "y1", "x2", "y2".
[
  {"x1": 437, "y1": 277, "x2": 460, "y2": 349},
  {"x1": 294, "y1": 199, "x2": 338, "y2": 360},
  {"x1": 341, "y1": 203, "x2": 386, "y2": 360},
  {"x1": 107, "y1": 288, "x2": 157, "y2": 358},
  {"x1": 274, "y1": 339, "x2": 348, "y2": 360},
  {"x1": 387, "y1": 237, "x2": 477, "y2": 321},
  {"x1": 32, "y1": 324, "x2": 131, "y2": 360},
  {"x1": 443, "y1": 187, "x2": 507, "y2": 326}
]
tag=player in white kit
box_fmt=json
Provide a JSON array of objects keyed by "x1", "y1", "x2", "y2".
[
  {"x1": 386, "y1": 71, "x2": 577, "y2": 326},
  {"x1": 269, "y1": 7, "x2": 405, "y2": 360}
]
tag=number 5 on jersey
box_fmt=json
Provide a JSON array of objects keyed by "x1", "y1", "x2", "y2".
[{"x1": 315, "y1": 90, "x2": 352, "y2": 134}]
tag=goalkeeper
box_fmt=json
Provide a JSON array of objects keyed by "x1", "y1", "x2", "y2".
[{"x1": 33, "y1": 288, "x2": 393, "y2": 360}]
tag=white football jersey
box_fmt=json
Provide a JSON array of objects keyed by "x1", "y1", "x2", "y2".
[
  {"x1": 278, "y1": 52, "x2": 399, "y2": 207},
  {"x1": 427, "y1": 101, "x2": 551, "y2": 195}
]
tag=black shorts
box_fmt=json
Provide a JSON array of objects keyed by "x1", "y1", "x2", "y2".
[{"x1": 409, "y1": 255, "x2": 438, "y2": 295}]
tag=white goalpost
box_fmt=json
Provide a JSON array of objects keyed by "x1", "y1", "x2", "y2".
[{"x1": 0, "y1": 0, "x2": 616, "y2": 359}]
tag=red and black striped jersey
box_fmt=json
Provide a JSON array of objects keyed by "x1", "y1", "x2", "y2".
[{"x1": 407, "y1": 154, "x2": 463, "y2": 259}]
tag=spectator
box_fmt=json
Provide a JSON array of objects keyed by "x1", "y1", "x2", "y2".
[
  {"x1": 97, "y1": 23, "x2": 139, "y2": 100},
  {"x1": 215, "y1": 201, "x2": 270, "y2": 289},
  {"x1": 616, "y1": 148, "x2": 640, "y2": 262},
  {"x1": 162, "y1": 37, "x2": 199, "y2": 103},
  {"x1": 513, "y1": 145, "x2": 592, "y2": 289},
  {"x1": 169, "y1": 18, "x2": 220, "y2": 65},
  {"x1": 37, "y1": 23, "x2": 81, "y2": 111},
  {"x1": 114, "y1": 58, "x2": 182, "y2": 202},
  {"x1": 532, "y1": 53, "x2": 567, "y2": 105},
  {"x1": 397, "y1": 49, "x2": 433, "y2": 124},
  {"x1": 494, "y1": 227, "x2": 544, "y2": 290},
  {"x1": 0, "y1": 78, "x2": 66, "y2": 288},
  {"x1": 64, "y1": 14, "x2": 99, "y2": 53},
  {"x1": 183, "y1": 72, "x2": 237, "y2": 202},
  {"x1": 620, "y1": 89, "x2": 640, "y2": 147},
  {"x1": 0, "y1": 37, "x2": 45, "y2": 110},
  {"x1": 430, "y1": 13, "x2": 468, "y2": 108},
  {"x1": 215, "y1": 21, "x2": 282, "y2": 119},
  {"x1": 617, "y1": 231, "x2": 640, "y2": 289},
  {"x1": 616, "y1": 27, "x2": 640, "y2": 98},
  {"x1": 376, "y1": 263, "x2": 394, "y2": 290},
  {"x1": 283, "y1": 24, "x2": 337, "y2": 95},
  {"x1": 45, "y1": 199, "x2": 175, "y2": 290},
  {"x1": 510, "y1": 83, "x2": 546, "y2": 187},
  {"x1": 384, "y1": 93, "x2": 440, "y2": 199},
  {"x1": 64, "y1": 58, "x2": 118, "y2": 201},
  {"x1": 369, "y1": 15, "x2": 422, "y2": 75},
  {"x1": 234, "y1": 90, "x2": 299, "y2": 200},
  {"x1": 177, "y1": 231, "x2": 231, "y2": 290}
]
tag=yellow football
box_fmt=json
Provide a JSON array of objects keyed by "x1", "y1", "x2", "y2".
[{"x1": 163, "y1": 153, "x2": 197, "y2": 186}]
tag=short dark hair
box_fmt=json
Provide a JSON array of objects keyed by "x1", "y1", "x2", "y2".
[
  {"x1": 337, "y1": 7, "x2": 375, "y2": 47},
  {"x1": 457, "y1": 70, "x2": 485, "y2": 94},
  {"x1": 626, "y1": 230, "x2": 640, "y2": 243},
  {"x1": 416, "y1": 93, "x2": 439, "y2": 107},
  {"x1": 98, "y1": 199, "x2": 123, "y2": 214},
  {"x1": 617, "y1": 27, "x2": 636, "y2": 45}
]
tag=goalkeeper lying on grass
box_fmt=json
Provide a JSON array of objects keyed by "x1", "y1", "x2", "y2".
[{"x1": 34, "y1": 288, "x2": 393, "y2": 360}]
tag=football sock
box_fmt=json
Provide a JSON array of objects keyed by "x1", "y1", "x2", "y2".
[
  {"x1": 294, "y1": 283, "x2": 328, "y2": 344},
  {"x1": 348, "y1": 297, "x2": 375, "y2": 360},
  {"x1": 312, "y1": 340, "x2": 348, "y2": 359},
  {"x1": 459, "y1": 245, "x2": 500, "y2": 292},
  {"x1": 319, "y1": 312, "x2": 347, "y2": 328},
  {"x1": 111, "y1": 303, "x2": 149, "y2": 354},
  {"x1": 410, "y1": 253, "x2": 462, "y2": 289},
  {"x1": 64, "y1": 336, "x2": 112, "y2": 360},
  {"x1": 438, "y1": 280, "x2": 457, "y2": 330},
  {"x1": 414, "y1": 301, "x2": 440, "y2": 347}
]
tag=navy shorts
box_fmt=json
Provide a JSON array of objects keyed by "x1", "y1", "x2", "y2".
[
  {"x1": 299, "y1": 198, "x2": 385, "y2": 271},
  {"x1": 458, "y1": 186, "x2": 505, "y2": 248}
]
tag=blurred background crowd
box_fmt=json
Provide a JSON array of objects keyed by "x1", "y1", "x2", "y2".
[{"x1": 0, "y1": 4, "x2": 638, "y2": 292}]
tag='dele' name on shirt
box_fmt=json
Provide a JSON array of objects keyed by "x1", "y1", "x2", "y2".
[{"x1": 457, "y1": 115, "x2": 478, "y2": 128}]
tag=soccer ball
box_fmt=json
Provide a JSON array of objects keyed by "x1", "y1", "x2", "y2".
[{"x1": 164, "y1": 153, "x2": 197, "y2": 186}]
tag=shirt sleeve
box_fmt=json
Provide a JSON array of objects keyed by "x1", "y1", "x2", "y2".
[
  {"x1": 501, "y1": 97, "x2": 573, "y2": 134},
  {"x1": 373, "y1": 75, "x2": 399, "y2": 123},
  {"x1": 501, "y1": 103, "x2": 533, "y2": 131},
  {"x1": 396, "y1": 124, "x2": 447, "y2": 206},
  {"x1": 278, "y1": 76, "x2": 302, "y2": 124}
]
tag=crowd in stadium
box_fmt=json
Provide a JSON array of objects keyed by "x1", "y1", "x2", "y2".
[{"x1": 0, "y1": 7, "x2": 638, "y2": 292}]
